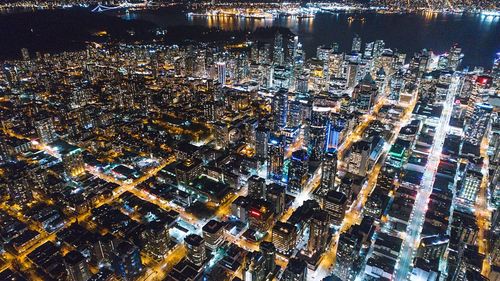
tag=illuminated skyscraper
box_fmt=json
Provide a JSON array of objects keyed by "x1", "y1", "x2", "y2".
[
  {"x1": 268, "y1": 135, "x2": 285, "y2": 182},
  {"x1": 448, "y1": 44, "x2": 463, "y2": 70},
  {"x1": 272, "y1": 221, "x2": 297, "y2": 256},
  {"x1": 35, "y1": 116, "x2": 56, "y2": 144},
  {"x1": 185, "y1": 234, "x2": 206, "y2": 266},
  {"x1": 324, "y1": 190, "x2": 347, "y2": 226},
  {"x1": 352, "y1": 73, "x2": 378, "y2": 113},
  {"x1": 217, "y1": 62, "x2": 226, "y2": 85},
  {"x1": 248, "y1": 175, "x2": 266, "y2": 199},
  {"x1": 273, "y1": 32, "x2": 284, "y2": 66},
  {"x1": 320, "y1": 151, "x2": 337, "y2": 192},
  {"x1": 465, "y1": 103, "x2": 493, "y2": 146},
  {"x1": 287, "y1": 149, "x2": 309, "y2": 194},
  {"x1": 346, "y1": 140, "x2": 371, "y2": 177},
  {"x1": 352, "y1": 34, "x2": 362, "y2": 53},
  {"x1": 306, "y1": 210, "x2": 330, "y2": 256},
  {"x1": 256, "y1": 127, "x2": 270, "y2": 160},
  {"x1": 272, "y1": 89, "x2": 289, "y2": 130}
]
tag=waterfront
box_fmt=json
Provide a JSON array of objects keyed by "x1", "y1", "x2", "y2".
[
  {"x1": 0, "y1": 7, "x2": 498, "y2": 67},
  {"x1": 131, "y1": 8, "x2": 500, "y2": 67}
]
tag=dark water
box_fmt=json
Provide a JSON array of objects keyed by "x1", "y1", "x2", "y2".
[
  {"x1": 0, "y1": 7, "x2": 498, "y2": 68},
  {"x1": 129, "y1": 8, "x2": 500, "y2": 68}
]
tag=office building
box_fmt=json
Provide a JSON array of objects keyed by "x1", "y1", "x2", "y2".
[
  {"x1": 324, "y1": 190, "x2": 347, "y2": 226},
  {"x1": 320, "y1": 151, "x2": 338, "y2": 192},
  {"x1": 185, "y1": 234, "x2": 207, "y2": 266},
  {"x1": 112, "y1": 241, "x2": 143, "y2": 281},
  {"x1": 35, "y1": 116, "x2": 56, "y2": 144},
  {"x1": 217, "y1": 62, "x2": 227, "y2": 85},
  {"x1": 272, "y1": 221, "x2": 297, "y2": 256},
  {"x1": 266, "y1": 183, "x2": 286, "y2": 216},
  {"x1": 282, "y1": 258, "x2": 307, "y2": 281},
  {"x1": 259, "y1": 241, "x2": 276, "y2": 279},
  {"x1": 272, "y1": 89, "x2": 288, "y2": 130},
  {"x1": 287, "y1": 149, "x2": 309, "y2": 194},
  {"x1": 306, "y1": 210, "x2": 330, "y2": 256},
  {"x1": 244, "y1": 251, "x2": 267, "y2": 281},
  {"x1": 268, "y1": 135, "x2": 285, "y2": 182},
  {"x1": 202, "y1": 220, "x2": 225, "y2": 252},
  {"x1": 352, "y1": 34, "x2": 362, "y2": 53},
  {"x1": 65, "y1": 250, "x2": 91, "y2": 281},
  {"x1": 248, "y1": 175, "x2": 266, "y2": 199},
  {"x1": 346, "y1": 140, "x2": 371, "y2": 177}
]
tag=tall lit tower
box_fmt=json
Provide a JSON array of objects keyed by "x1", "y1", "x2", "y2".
[
  {"x1": 352, "y1": 34, "x2": 362, "y2": 53},
  {"x1": 216, "y1": 62, "x2": 226, "y2": 85},
  {"x1": 272, "y1": 89, "x2": 289, "y2": 131},
  {"x1": 287, "y1": 149, "x2": 309, "y2": 195},
  {"x1": 320, "y1": 150, "x2": 337, "y2": 192}
]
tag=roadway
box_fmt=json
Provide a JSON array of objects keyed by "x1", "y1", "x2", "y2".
[
  {"x1": 476, "y1": 129, "x2": 492, "y2": 276},
  {"x1": 313, "y1": 87, "x2": 417, "y2": 280},
  {"x1": 394, "y1": 76, "x2": 458, "y2": 280}
]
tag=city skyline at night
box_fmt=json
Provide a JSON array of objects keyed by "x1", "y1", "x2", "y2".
[{"x1": 0, "y1": 1, "x2": 499, "y2": 281}]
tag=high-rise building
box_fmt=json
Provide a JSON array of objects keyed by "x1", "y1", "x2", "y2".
[
  {"x1": 417, "y1": 234, "x2": 449, "y2": 261},
  {"x1": 346, "y1": 62, "x2": 359, "y2": 88},
  {"x1": 448, "y1": 44, "x2": 463, "y2": 70},
  {"x1": 320, "y1": 151, "x2": 337, "y2": 192},
  {"x1": 272, "y1": 89, "x2": 288, "y2": 130},
  {"x1": 309, "y1": 101, "x2": 330, "y2": 161},
  {"x1": 112, "y1": 241, "x2": 143, "y2": 281},
  {"x1": 328, "y1": 52, "x2": 344, "y2": 79},
  {"x1": 248, "y1": 175, "x2": 266, "y2": 199},
  {"x1": 256, "y1": 126, "x2": 270, "y2": 160},
  {"x1": 364, "y1": 41, "x2": 375, "y2": 59},
  {"x1": 352, "y1": 73, "x2": 378, "y2": 113},
  {"x1": 217, "y1": 62, "x2": 227, "y2": 85},
  {"x1": 35, "y1": 116, "x2": 56, "y2": 144},
  {"x1": 287, "y1": 149, "x2": 309, "y2": 194},
  {"x1": 317, "y1": 45, "x2": 333, "y2": 62},
  {"x1": 92, "y1": 233, "x2": 117, "y2": 265},
  {"x1": 185, "y1": 234, "x2": 207, "y2": 266},
  {"x1": 268, "y1": 135, "x2": 285, "y2": 182},
  {"x1": 373, "y1": 40, "x2": 385, "y2": 58},
  {"x1": 306, "y1": 210, "x2": 330, "y2": 256},
  {"x1": 202, "y1": 219, "x2": 225, "y2": 252},
  {"x1": 259, "y1": 241, "x2": 276, "y2": 278},
  {"x1": 140, "y1": 222, "x2": 171, "y2": 261},
  {"x1": 272, "y1": 221, "x2": 297, "y2": 256},
  {"x1": 21, "y1": 48, "x2": 30, "y2": 61},
  {"x1": 338, "y1": 176, "x2": 355, "y2": 205},
  {"x1": 58, "y1": 143, "x2": 85, "y2": 179},
  {"x1": 465, "y1": 103, "x2": 493, "y2": 146},
  {"x1": 324, "y1": 190, "x2": 347, "y2": 226},
  {"x1": 458, "y1": 166, "x2": 483, "y2": 205},
  {"x1": 282, "y1": 258, "x2": 307, "y2": 281},
  {"x1": 352, "y1": 34, "x2": 362, "y2": 53},
  {"x1": 266, "y1": 183, "x2": 286, "y2": 216},
  {"x1": 285, "y1": 35, "x2": 298, "y2": 67},
  {"x1": 288, "y1": 100, "x2": 303, "y2": 128},
  {"x1": 273, "y1": 32, "x2": 284, "y2": 66},
  {"x1": 244, "y1": 251, "x2": 267, "y2": 281},
  {"x1": 335, "y1": 233, "x2": 361, "y2": 280},
  {"x1": 65, "y1": 250, "x2": 91, "y2": 281},
  {"x1": 346, "y1": 140, "x2": 371, "y2": 177}
]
